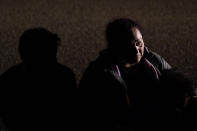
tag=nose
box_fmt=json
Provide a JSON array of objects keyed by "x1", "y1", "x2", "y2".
[{"x1": 130, "y1": 45, "x2": 139, "y2": 55}]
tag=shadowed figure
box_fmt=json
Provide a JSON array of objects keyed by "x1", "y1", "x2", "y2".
[
  {"x1": 157, "y1": 70, "x2": 196, "y2": 131},
  {"x1": 0, "y1": 28, "x2": 77, "y2": 131},
  {"x1": 79, "y1": 18, "x2": 172, "y2": 131}
]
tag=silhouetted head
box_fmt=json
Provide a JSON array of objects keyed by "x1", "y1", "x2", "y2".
[
  {"x1": 106, "y1": 18, "x2": 144, "y2": 67},
  {"x1": 160, "y1": 70, "x2": 194, "y2": 109},
  {"x1": 156, "y1": 70, "x2": 195, "y2": 130},
  {"x1": 19, "y1": 27, "x2": 60, "y2": 66}
]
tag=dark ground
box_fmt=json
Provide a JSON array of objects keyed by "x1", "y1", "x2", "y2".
[{"x1": 0, "y1": 0, "x2": 197, "y2": 85}]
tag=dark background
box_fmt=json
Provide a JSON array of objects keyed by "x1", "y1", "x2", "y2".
[{"x1": 0, "y1": 0, "x2": 197, "y2": 86}]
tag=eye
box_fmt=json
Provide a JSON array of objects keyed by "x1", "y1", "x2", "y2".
[
  {"x1": 131, "y1": 40, "x2": 137, "y2": 44},
  {"x1": 135, "y1": 41, "x2": 142, "y2": 47},
  {"x1": 131, "y1": 40, "x2": 143, "y2": 47}
]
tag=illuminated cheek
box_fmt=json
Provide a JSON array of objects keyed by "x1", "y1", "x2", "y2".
[
  {"x1": 138, "y1": 49, "x2": 143, "y2": 56},
  {"x1": 140, "y1": 47, "x2": 144, "y2": 56}
]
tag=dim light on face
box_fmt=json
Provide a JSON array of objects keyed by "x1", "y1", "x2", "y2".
[{"x1": 117, "y1": 27, "x2": 145, "y2": 68}]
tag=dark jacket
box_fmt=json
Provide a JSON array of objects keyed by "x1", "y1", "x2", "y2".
[
  {"x1": 0, "y1": 62, "x2": 77, "y2": 131},
  {"x1": 79, "y1": 47, "x2": 171, "y2": 130}
]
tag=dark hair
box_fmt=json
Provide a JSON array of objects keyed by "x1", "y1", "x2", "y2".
[
  {"x1": 106, "y1": 18, "x2": 142, "y2": 48},
  {"x1": 160, "y1": 70, "x2": 195, "y2": 109},
  {"x1": 19, "y1": 27, "x2": 60, "y2": 63}
]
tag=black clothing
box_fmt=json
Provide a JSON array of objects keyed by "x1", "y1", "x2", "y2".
[
  {"x1": 79, "y1": 48, "x2": 171, "y2": 130},
  {"x1": 0, "y1": 62, "x2": 77, "y2": 131}
]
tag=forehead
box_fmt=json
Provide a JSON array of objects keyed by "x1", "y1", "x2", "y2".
[{"x1": 131, "y1": 27, "x2": 143, "y2": 40}]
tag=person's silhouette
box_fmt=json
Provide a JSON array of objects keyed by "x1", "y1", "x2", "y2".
[
  {"x1": 79, "y1": 18, "x2": 171, "y2": 130},
  {"x1": 0, "y1": 27, "x2": 77, "y2": 131},
  {"x1": 158, "y1": 70, "x2": 196, "y2": 131}
]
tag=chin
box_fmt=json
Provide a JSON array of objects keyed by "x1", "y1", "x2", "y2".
[
  {"x1": 131, "y1": 57, "x2": 141, "y2": 64},
  {"x1": 137, "y1": 58, "x2": 142, "y2": 63},
  {"x1": 137, "y1": 56, "x2": 142, "y2": 62}
]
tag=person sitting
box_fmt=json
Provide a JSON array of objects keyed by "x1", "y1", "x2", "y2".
[
  {"x1": 0, "y1": 27, "x2": 77, "y2": 131},
  {"x1": 79, "y1": 18, "x2": 172, "y2": 130}
]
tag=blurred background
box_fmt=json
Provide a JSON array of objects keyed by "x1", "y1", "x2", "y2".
[{"x1": 0, "y1": 0, "x2": 197, "y2": 85}]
